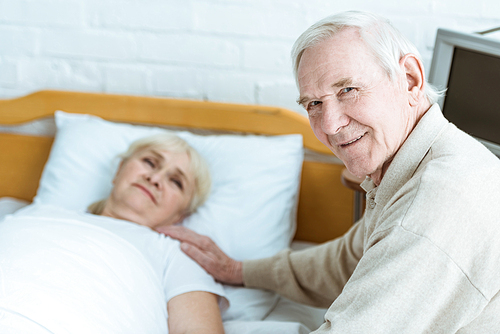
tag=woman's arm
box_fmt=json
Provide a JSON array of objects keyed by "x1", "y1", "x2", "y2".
[{"x1": 167, "y1": 291, "x2": 224, "y2": 334}]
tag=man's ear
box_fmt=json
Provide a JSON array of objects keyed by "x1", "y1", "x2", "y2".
[{"x1": 399, "y1": 53, "x2": 425, "y2": 106}]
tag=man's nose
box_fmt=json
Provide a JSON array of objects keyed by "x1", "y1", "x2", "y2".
[{"x1": 321, "y1": 101, "x2": 349, "y2": 134}]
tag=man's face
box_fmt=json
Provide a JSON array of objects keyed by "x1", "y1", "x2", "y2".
[{"x1": 297, "y1": 28, "x2": 414, "y2": 183}]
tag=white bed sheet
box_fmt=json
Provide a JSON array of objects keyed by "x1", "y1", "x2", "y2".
[
  {"x1": 224, "y1": 320, "x2": 311, "y2": 334},
  {"x1": 0, "y1": 198, "x2": 327, "y2": 334}
]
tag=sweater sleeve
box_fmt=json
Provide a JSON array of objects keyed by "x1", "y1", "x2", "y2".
[
  {"x1": 311, "y1": 226, "x2": 487, "y2": 333},
  {"x1": 242, "y1": 219, "x2": 365, "y2": 308}
]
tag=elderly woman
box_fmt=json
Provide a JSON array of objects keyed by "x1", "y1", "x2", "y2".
[
  {"x1": 88, "y1": 133, "x2": 212, "y2": 229},
  {"x1": 0, "y1": 133, "x2": 226, "y2": 334}
]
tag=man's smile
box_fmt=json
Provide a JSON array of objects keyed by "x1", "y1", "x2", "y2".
[
  {"x1": 330, "y1": 133, "x2": 366, "y2": 149},
  {"x1": 340, "y1": 134, "x2": 365, "y2": 147}
]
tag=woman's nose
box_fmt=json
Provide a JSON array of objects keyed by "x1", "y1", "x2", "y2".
[{"x1": 146, "y1": 173, "x2": 161, "y2": 188}]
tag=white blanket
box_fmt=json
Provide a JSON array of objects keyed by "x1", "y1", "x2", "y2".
[
  {"x1": 0, "y1": 200, "x2": 326, "y2": 334},
  {"x1": 0, "y1": 204, "x2": 227, "y2": 333}
]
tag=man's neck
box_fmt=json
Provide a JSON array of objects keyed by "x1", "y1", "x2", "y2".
[{"x1": 369, "y1": 101, "x2": 433, "y2": 187}]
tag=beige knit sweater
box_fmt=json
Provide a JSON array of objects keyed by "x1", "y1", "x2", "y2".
[{"x1": 243, "y1": 105, "x2": 500, "y2": 333}]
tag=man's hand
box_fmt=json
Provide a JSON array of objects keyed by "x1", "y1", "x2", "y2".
[{"x1": 156, "y1": 225, "x2": 244, "y2": 286}]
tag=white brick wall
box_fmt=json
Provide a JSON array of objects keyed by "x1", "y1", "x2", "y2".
[{"x1": 1, "y1": 0, "x2": 499, "y2": 114}]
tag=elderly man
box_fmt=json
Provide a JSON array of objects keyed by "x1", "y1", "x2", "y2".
[{"x1": 158, "y1": 11, "x2": 500, "y2": 333}]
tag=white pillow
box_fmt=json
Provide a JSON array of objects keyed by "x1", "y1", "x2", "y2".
[
  {"x1": 34, "y1": 111, "x2": 303, "y2": 261},
  {"x1": 34, "y1": 111, "x2": 303, "y2": 322},
  {"x1": 0, "y1": 197, "x2": 30, "y2": 222}
]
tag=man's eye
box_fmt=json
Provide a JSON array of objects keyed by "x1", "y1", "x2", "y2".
[
  {"x1": 307, "y1": 100, "x2": 321, "y2": 110},
  {"x1": 342, "y1": 87, "x2": 354, "y2": 94},
  {"x1": 305, "y1": 101, "x2": 322, "y2": 116},
  {"x1": 306, "y1": 101, "x2": 322, "y2": 116}
]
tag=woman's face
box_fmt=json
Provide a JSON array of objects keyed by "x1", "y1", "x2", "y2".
[{"x1": 102, "y1": 147, "x2": 195, "y2": 229}]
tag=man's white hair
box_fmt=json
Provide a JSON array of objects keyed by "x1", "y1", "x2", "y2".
[{"x1": 291, "y1": 10, "x2": 443, "y2": 104}]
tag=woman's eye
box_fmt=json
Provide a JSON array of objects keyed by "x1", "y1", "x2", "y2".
[
  {"x1": 143, "y1": 158, "x2": 155, "y2": 168},
  {"x1": 171, "y1": 178, "x2": 183, "y2": 190}
]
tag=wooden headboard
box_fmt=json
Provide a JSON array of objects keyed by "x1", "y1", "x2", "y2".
[{"x1": 0, "y1": 90, "x2": 354, "y2": 243}]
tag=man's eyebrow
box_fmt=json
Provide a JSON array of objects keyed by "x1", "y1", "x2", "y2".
[
  {"x1": 332, "y1": 77, "x2": 354, "y2": 88},
  {"x1": 296, "y1": 77, "x2": 355, "y2": 106},
  {"x1": 296, "y1": 96, "x2": 309, "y2": 106}
]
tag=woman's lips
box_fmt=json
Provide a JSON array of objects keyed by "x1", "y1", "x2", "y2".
[{"x1": 133, "y1": 183, "x2": 157, "y2": 204}]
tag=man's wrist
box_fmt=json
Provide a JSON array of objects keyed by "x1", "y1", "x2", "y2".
[{"x1": 229, "y1": 260, "x2": 244, "y2": 286}]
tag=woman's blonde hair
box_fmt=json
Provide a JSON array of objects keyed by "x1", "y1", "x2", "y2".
[{"x1": 88, "y1": 133, "x2": 211, "y2": 216}]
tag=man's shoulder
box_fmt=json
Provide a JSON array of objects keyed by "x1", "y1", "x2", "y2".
[
  {"x1": 431, "y1": 122, "x2": 500, "y2": 169},
  {"x1": 414, "y1": 122, "x2": 500, "y2": 188}
]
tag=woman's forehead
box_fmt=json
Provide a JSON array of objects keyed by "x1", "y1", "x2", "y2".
[{"x1": 140, "y1": 147, "x2": 190, "y2": 165}]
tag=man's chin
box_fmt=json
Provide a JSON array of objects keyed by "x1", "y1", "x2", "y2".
[{"x1": 344, "y1": 163, "x2": 371, "y2": 180}]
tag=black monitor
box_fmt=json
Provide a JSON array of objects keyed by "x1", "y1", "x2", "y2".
[{"x1": 429, "y1": 28, "x2": 500, "y2": 157}]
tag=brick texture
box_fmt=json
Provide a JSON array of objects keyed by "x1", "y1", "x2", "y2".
[{"x1": 1, "y1": 0, "x2": 499, "y2": 113}]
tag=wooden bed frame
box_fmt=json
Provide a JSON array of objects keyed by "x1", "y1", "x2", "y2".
[{"x1": 0, "y1": 90, "x2": 354, "y2": 243}]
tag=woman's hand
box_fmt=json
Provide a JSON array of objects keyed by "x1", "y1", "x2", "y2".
[{"x1": 156, "y1": 225, "x2": 244, "y2": 286}]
